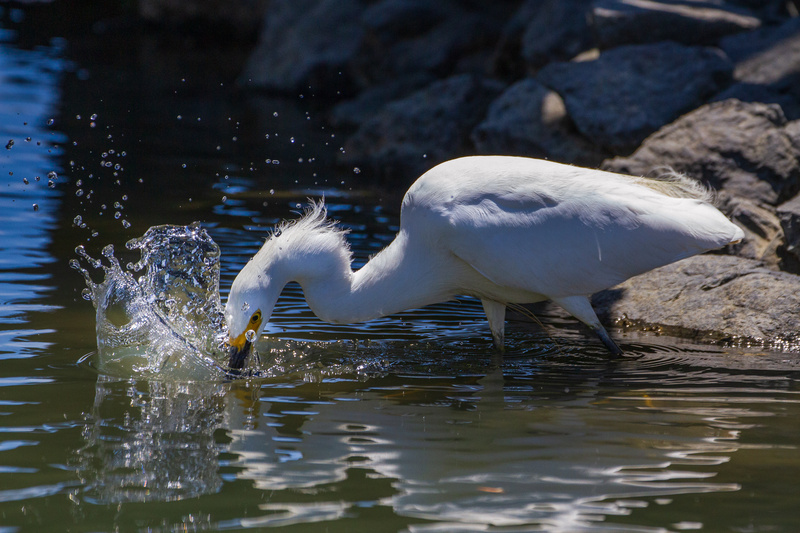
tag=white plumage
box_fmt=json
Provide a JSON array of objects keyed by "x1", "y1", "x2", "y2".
[{"x1": 225, "y1": 156, "x2": 744, "y2": 368}]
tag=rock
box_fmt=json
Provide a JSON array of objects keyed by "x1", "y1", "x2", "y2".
[
  {"x1": 471, "y1": 78, "x2": 608, "y2": 166},
  {"x1": 777, "y1": 192, "x2": 800, "y2": 273},
  {"x1": 240, "y1": 0, "x2": 366, "y2": 95},
  {"x1": 138, "y1": 0, "x2": 270, "y2": 37},
  {"x1": 240, "y1": 0, "x2": 507, "y2": 95},
  {"x1": 328, "y1": 74, "x2": 435, "y2": 128},
  {"x1": 715, "y1": 191, "x2": 783, "y2": 268},
  {"x1": 341, "y1": 74, "x2": 505, "y2": 182},
  {"x1": 591, "y1": 0, "x2": 761, "y2": 49},
  {"x1": 718, "y1": 17, "x2": 800, "y2": 119},
  {"x1": 537, "y1": 42, "x2": 732, "y2": 152},
  {"x1": 720, "y1": 16, "x2": 800, "y2": 83},
  {"x1": 361, "y1": 0, "x2": 447, "y2": 41},
  {"x1": 520, "y1": 0, "x2": 594, "y2": 69},
  {"x1": 713, "y1": 83, "x2": 800, "y2": 120},
  {"x1": 593, "y1": 254, "x2": 800, "y2": 344},
  {"x1": 604, "y1": 100, "x2": 800, "y2": 205},
  {"x1": 493, "y1": 0, "x2": 594, "y2": 76}
]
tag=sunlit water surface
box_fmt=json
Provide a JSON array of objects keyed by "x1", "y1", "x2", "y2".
[{"x1": 2, "y1": 6, "x2": 800, "y2": 533}]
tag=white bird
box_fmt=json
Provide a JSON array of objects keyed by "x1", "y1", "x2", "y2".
[{"x1": 225, "y1": 155, "x2": 744, "y2": 368}]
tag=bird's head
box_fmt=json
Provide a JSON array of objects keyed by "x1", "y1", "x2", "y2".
[{"x1": 224, "y1": 259, "x2": 279, "y2": 371}]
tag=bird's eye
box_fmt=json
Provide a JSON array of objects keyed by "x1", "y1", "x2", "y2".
[{"x1": 250, "y1": 311, "x2": 261, "y2": 324}]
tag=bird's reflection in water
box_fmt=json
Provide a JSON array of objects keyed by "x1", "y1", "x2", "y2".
[{"x1": 74, "y1": 375, "x2": 232, "y2": 504}]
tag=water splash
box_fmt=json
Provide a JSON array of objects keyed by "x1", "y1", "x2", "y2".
[{"x1": 71, "y1": 222, "x2": 230, "y2": 380}]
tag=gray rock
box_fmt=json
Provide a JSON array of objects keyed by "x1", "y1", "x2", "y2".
[
  {"x1": 341, "y1": 74, "x2": 505, "y2": 182},
  {"x1": 471, "y1": 78, "x2": 608, "y2": 166},
  {"x1": 777, "y1": 191, "x2": 800, "y2": 272},
  {"x1": 720, "y1": 17, "x2": 800, "y2": 82},
  {"x1": 138, "y1": 0, "x2": 270, "y2": 36},
  {"x1": 328, "y1": 74, "x2": 435, "y2": 128},
  {"x1": 604, "y1": 100, "x2": 800, "y2": 205},
  {"x1": 591, "y1": 0, "x2": 761, "y2": 49},
  {"x1": 713, "y1": 83, "x2": 800, "y2": 120},
  {"x1": 520, "y1": 0, "x2": 595, "y2": 69},
  {"x1": 718, "y1": 17, "x2": 800, "y2": 119},
  {"x1": 361, "y1": 0, "x2": 447, "y2": 41},
  {"x1": 716, "y1": 192, "x2": 784, "y2": 268},
  {"x1": 593, "y1": 254, "x2": 800, "y2": 344},
  {"x1": 240, "y1": 0, "x2": 366, "y2": 95},
  {"x1": 494, "y1": 0, "x2": 594, "y2": 76},
  {"x1": 537, "y1": 42, "x2": 732, "y2": 152}
]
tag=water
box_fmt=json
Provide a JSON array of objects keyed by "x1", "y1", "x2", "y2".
[
  {"x1": 71, "y1": 223, "x2": 229, "y2": 380},
  {"x1": 2, "y1": 4, "x2": 800, "y2": 532}
]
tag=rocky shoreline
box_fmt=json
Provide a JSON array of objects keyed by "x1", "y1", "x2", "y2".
[{"x1": 146, "y1": 0, "x2": 800, "y2": 347}]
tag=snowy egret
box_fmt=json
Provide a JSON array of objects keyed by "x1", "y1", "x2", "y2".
[{"x1": 226, "y1": 156, "x2": 744, "y2": 368}]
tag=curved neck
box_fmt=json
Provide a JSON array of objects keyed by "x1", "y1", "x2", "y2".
[{"x1": 295, "y1": 231, "x2": 454, "y2": 324}]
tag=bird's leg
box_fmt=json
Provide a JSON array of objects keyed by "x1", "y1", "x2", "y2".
[
  {"x1": 551, "y1": 295, "x2": 623, "y2": 355},
  {"x1": 481, "y1": 298, "x2": 506, "y2": 351}
]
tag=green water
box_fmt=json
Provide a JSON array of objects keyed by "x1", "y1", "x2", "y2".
[{"x1": 1, "y1": 4, "x2": 800, "y2": 532}]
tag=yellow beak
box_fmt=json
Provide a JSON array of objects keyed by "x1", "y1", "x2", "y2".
[{"x1": 227, "y1": 331, "x2": 252, "y2": 370}]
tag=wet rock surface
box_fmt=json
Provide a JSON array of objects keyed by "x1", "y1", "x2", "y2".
[{"x1": 593, "y1": 254, "x2": 800, "y2": 345}]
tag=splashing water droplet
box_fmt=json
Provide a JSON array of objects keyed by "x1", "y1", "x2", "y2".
[
  {"x1": 245, "y1": 329, "x2": 257, "y2": 343},
  {"x1": 74, "y1": 215, "x2": 83, "y2": 226},
  {"x1": 32, "y1": 203, "x2": 39, "y2": 211},
  {"x1": 74, "y1": 223, "x2": 230, "y2": 380}
]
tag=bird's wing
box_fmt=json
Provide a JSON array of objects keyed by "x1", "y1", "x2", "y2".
[{"x1": 439, "y1": 184, "x2": 736, "y2": 300}]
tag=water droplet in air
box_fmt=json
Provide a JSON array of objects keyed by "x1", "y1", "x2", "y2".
[
  {"x1": 76, "y1": 189, "x2": 84, "y2": 197},
  {"x1": 46, "y1": 118, "x2": 54, "y2": 126},
  {"x1": 5, "y1": 139, "x2": 14, "y2": 150},
  {"x1": 90, "y1": 113, "x2": 98, "y2": 120},
  {"x1": 353, "y1": 167, "x2": 361, "y2": 174},
  {"x1": 114, "y1": 211, "x2": 121, "y2": 219},
  {"x1": 241, "y1": 302, "x2": 250, "y2": 312},
  {"x1": 73, "y1": 215, "x2": 83, "y2": 226},
  {"x1": 32, "y1": 203, "x2": 39, "y2": 211},
  {"x1": 245, "y1": 329, "x2": 257, "y2": 343},
  {"x1": 47, "y1": 171, "x2": 57, "y2": 180},
  {"x1": 269, "y1": 189, "x2": 275, "y2": 195},
  {"x1": 22, "y1": 177, "x2": 28, "y2": 184},
  {"x1": 122, "y1": 220, "x2": 131, "y2": 228}
]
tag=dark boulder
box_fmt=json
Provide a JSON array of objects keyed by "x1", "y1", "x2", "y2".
[
  {"x1": 494, "y1": 0, "x2": 594, "y2": 76},
  {"x1": 340, "y1": 74, "x2": 505, "y2": 182},
  {"x1": 593, "y1": 254, "x2": 800, "y2": 344},
  {"x1": 239, "y1": 0, "x2": 366, "y2": 95},
  {"x1": 777, "y1": 189, "x2": 800, "y2": 273},
  {"x1": 604, "y1": 100, "x2": 800, "y2": 206},
  {"x1": 471, "y1": 78, "x2": 608, "y2": 166},
  {"x1": 715, "y1": 191, "x2": 784, "y2": 268},
  {"x1": 591, "y1": 0, "x2": 761, "y2": 49},
  {"x1": 537, "y1": 42, "x2": 732, "y2": 152},
  {"x1": 717, "y1": 17, "x2": 800, "y2": 120}
]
